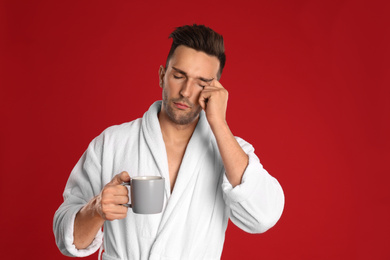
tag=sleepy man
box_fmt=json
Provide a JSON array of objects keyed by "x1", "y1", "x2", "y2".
[{"x1": 53, "y1": 24, "x2": 284, "y2": 260}]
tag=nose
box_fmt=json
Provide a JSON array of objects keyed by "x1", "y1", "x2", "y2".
[{"x1": 179, "y1": 79, "x2": 194, "y2": 98}]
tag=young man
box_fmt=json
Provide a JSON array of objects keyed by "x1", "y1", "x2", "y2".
[{"x1": 54, "y1": 24, "x2": 284, "y2": 259}]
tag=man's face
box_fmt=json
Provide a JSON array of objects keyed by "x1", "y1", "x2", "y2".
[{"x1": 159, "y1": 45, "x2": 220, "y2": 125}]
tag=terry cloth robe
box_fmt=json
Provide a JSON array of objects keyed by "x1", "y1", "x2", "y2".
[{"x1": 53, "y1": 101, "x2": 284, "y2": 260}]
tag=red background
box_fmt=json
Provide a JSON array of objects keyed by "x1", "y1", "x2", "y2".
[{"x1": 1, "y1": 0, "x2": 389, "y2": 259}]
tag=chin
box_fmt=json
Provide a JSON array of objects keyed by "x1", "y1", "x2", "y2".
[{"x1": 169, "y1": 108, "x2": 201, "y2": 125}]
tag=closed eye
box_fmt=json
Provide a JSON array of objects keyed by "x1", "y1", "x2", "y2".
[{"x1": 173, "y1": 75, "x2": 183, "y2": 79}]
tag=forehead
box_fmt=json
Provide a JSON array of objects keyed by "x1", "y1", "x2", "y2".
[{"x1": 167, "y1": 45, "x2": 220, "y2": 79}]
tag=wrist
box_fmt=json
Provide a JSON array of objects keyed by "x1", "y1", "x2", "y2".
[
  {"x1": 209, "y1": 117, "x2": 227, "y2": 130},
  {"x1": 83, "y1": 195, "x2": 105, "y2": 221}
]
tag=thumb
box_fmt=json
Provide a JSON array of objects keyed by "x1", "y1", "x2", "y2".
[{"x1": 110, "y1": 171, "x2": 130, "y2": 185}]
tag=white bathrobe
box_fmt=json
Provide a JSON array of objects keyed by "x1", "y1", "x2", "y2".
[{"x1": 53, "y1": 101, "x2": 284, "y2": 260}]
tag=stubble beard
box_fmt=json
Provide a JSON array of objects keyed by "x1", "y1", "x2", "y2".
[{"x1": 162, "y1": 87, "x2": 202, "y2": 125}]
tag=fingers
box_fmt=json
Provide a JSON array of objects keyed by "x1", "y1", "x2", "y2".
[
  {"x1": 101, "y1": 203, "x2": 128, "y2": 221},
  {"x1": 207, "y1": 79, "x2": 223, "y2": 89},
  {"x1": 201, "y1": 80, "x2": 226, "y2": 98},
  {"x1": 199, "y1": 80, "x2": 228, "y2": 126},
  {"x1": 199, "y1": 81, "x2": 227, "y2": 106},
  {"x1": 98, "y1": 171, "x2": 131, "y2": 221},
  {"x1": 102, "y1": 184, "x2": 128, "y2": 198},
  {"x1": 199, "y1": 91, "x2": 210, "y2": 110},
  {"x1": 99, "y1": 186, "x2": 129, "y2": 220}
]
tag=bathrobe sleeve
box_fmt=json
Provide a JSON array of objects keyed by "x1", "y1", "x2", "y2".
[
  {"x1": 222, "y1": 137, "x2": 285, "y2": 234},
  {"x1": 53, "y1": 135, "x2": 104, "y2": 257}
]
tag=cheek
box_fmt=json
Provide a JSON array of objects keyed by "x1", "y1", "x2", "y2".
[{"x1": 165, "y1": 78, "x2": 181, "y2": 92}]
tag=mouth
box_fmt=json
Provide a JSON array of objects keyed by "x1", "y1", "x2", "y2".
[{"x1": 173, "y1": 102, "x2": 190, "y2": 110}]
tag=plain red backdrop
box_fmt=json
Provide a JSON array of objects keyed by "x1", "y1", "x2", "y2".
[{"x1": 1, "y1": 0, "x2": 389, "y2": 259}]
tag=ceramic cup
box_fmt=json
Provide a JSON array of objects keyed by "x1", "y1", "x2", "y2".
[{"x1": 121, "y1": 176, "x2": 165, "y2": 214}]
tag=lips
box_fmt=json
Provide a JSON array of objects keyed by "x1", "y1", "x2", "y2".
[{"x1": 173, "y1": 102, "x2": 190, "y2": 109}]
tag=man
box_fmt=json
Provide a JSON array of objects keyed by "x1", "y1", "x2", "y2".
[{"x1": 54, "y1": 24, "x2": 284, "y2": 259}]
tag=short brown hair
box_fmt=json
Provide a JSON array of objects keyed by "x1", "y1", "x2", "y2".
[{"x1": 165, "y1": 24, "x2": 226, "y2": 78}]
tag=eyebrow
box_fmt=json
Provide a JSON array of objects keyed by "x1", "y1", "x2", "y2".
[{"x1": 172, "y1": 66, "x2": 214, "y2": 83}]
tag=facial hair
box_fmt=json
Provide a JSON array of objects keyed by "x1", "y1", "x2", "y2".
[{"x1": 162, "y1": 84, "x2": 202, "y2": 125}]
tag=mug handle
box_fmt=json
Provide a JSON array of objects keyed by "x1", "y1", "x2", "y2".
[{"x1": 121, "y1": 182, "x2": 132, "y2": 208}]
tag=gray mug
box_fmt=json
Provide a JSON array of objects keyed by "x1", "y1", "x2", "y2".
[{"x1": 122, "y1": 176, "x2": 165, "y2": 214}]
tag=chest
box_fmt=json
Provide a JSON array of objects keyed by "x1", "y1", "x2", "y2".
[{"x1": 165, "y1": 143, "x2": 187, "y2": 192}]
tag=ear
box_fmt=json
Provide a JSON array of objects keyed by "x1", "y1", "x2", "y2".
[{"x1": 159, "y1": 65, "x2": 165, "y2": 88}]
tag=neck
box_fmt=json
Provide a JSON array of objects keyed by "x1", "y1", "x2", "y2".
[{"x1": 158, "y1": 109, "x2": 199, "y2": 146}]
